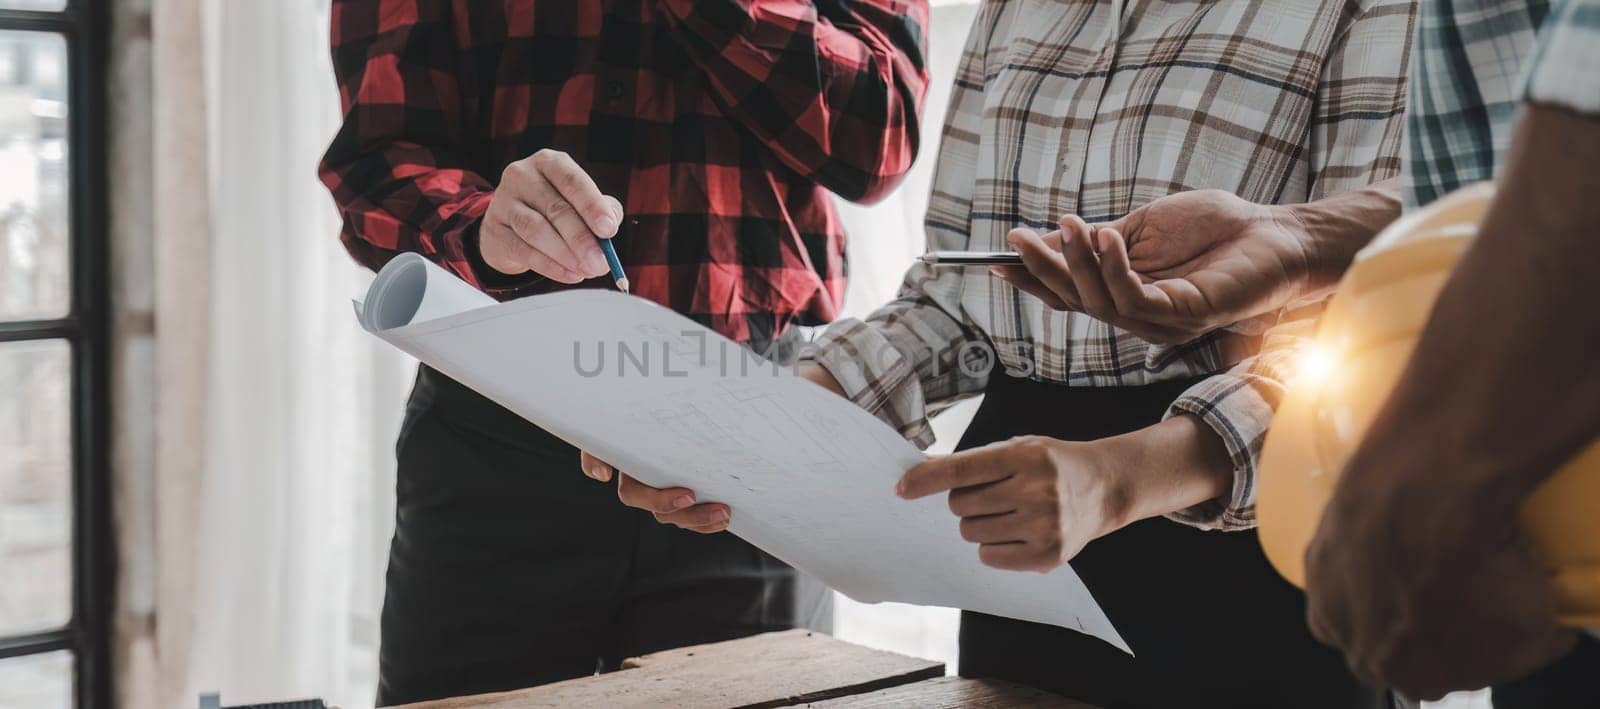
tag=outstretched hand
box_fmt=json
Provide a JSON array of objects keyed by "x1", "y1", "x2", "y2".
[
  {"x1": 993, "y1": 189, "x2": 1318, "y2": 344},
  {"x1": 895, "y1": 436, "x2": 1128, "y2": 572}
]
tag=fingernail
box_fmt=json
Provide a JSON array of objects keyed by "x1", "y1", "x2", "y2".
[
  {"x1": 895, "y1": 479, "x2": 908, "y2": 497},
  {"x1": 712, "y1": 509, "x2": 731, "y2": 523},
  {"x1": 672, "y1": 494, "x2": 695, "y2": 510},
  {"x1": 595, "y1": 214, "x2": 617, "y2": 236}
]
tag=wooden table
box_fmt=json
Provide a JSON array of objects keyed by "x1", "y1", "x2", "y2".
[{"x1": 401, "y1": 629, "x2": 1097, "y2": 708}]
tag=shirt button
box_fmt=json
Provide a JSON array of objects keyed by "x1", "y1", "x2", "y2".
[{"x1": 606, "y1": 81, "x2": 624, "y2": 99}]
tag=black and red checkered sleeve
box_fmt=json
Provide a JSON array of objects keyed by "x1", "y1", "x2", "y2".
[
  {"x1": 318, "y1": 0, "x2": 506, "y2": 291},
  {"x1": 657, "y1": 0, "x2": 929, "y2": 204}
]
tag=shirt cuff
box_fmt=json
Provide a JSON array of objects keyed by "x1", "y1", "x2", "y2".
[
  {"x1": 1223, "y1": 312, "x2": 1279, "y2": 337},
  {"x1": 808, "y1": 318, "x2": 937, "y2": 449},
  {"x1": 1522, "y1": 0, "x2": 1600, "y2": 115},
  {"x1": 1162, "y1": 375, "x2": 1272, "y2": 531}
]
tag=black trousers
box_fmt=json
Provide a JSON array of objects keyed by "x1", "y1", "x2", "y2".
[
  {"x1": 375, "y1": 366, "x2": 804, "y2": 706},
  {"x1": 1490, "y1": 632, "x2": 1600, "y2": 708},
  {"x1": 954, "y1": 373, "x2": 1384, "y2": 709}
]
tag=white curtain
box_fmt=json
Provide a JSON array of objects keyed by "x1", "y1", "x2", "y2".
[
  {"x1": 179, "y1": 0, "x2": 416, "y2": 705},
  {"x1": 129, "y1": 2, "x2": 979, "y2": 708},
  {"x1": 135, "y1": 1, "x2": 412, "y2": 707}
]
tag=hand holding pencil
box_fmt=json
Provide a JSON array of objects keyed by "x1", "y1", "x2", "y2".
[{"x1": 475, "y1": 148, "x2": 625, "y2": 285}]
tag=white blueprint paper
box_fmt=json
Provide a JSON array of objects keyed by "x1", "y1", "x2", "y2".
[{"x1": 356, "y1": 253, "x2": 1128, "y2": 653}]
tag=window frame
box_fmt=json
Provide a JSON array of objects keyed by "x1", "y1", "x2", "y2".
[{"x1": 0, "y1": 2, "x2": 113, "y2": 708}]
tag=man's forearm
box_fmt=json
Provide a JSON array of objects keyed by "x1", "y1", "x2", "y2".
[
  {"x1": 1347, "y1": 103, "x2": 1600, "y2": 500},
  {"x1": 1280, "y1": 177, "x2": 1402, "y2": 297}
]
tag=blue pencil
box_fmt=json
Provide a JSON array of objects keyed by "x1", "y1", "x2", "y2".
[{"x1": 598, "y1": 237, "x2": 629, "y2": 294}]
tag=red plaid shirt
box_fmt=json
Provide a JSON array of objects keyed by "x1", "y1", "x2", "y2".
[{"x1": 319, "y1": 0, "x2": 928, "y2": 347}]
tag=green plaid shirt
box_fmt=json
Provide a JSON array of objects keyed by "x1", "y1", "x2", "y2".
[{"x1": 1405, "y1": 0, "x2": 1600, "y2": 207}]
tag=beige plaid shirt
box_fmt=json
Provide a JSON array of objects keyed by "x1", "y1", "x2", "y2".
[{"x1": 811, "y1": 0, "x2": 1414, "y2": 530}]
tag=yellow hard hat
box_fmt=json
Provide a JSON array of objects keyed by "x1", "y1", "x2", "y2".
[{"x1": 1256, "y1": 182, "x2": 1600, "y2": 626}]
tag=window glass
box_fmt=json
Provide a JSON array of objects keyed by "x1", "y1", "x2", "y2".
[
  {"x1": 0, "y1": 650, "x2": 72, "y2": 709},
  {"x1": 0, "y1": 2, "x2": 69, "y2": 12},
  {"x1": 0, "y1": 30, "x2": 70, "y2": 319},
  {"x1": 0, "y1": 338, "x2": 72, "y2": 636}
]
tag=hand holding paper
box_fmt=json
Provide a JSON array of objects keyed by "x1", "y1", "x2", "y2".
[
  {"x1": 895, "y1": 416, "x2": 1231, "y2": 576},
  {"x1": 355, "y1": 253, "x2": 1130, "y2": 653},
  {"x1": 585, "y1": 362, "x2": 846, "y2": 535}
]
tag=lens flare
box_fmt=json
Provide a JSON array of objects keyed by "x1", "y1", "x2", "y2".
[{"x1": 1297, "y1": 344, "x2": 1338, "y2": 386}]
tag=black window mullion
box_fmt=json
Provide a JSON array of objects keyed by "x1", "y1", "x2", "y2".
[
  {"x1": 0, "y1": 629, "x2": 74, "y2": 661},
  {"x1": 66, "y1": 0, "x2": 113, "y2": 706},
  {"x1": 0, "y1": 9, "x2": 76, "y2": 34},
  {"x1": 0, "y1": 319, "x2": 78, "y2": 342}
]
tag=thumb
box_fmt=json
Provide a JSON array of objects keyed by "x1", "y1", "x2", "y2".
[
  {"x1": 579, "y1": 450, "x2": 615, "y2": 482},
  {"x1": 597, "y1": 195, "x2": 625, "y2": 239}
]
